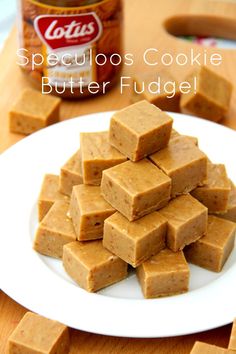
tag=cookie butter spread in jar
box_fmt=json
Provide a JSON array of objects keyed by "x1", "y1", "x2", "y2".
[{"x1": 17, "y1": 0, "x2": 123, "y2": 97}]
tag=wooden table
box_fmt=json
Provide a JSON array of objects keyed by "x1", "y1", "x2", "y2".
[{"x1": 0, "y1": 0, "x2": 235, "y2": 352}]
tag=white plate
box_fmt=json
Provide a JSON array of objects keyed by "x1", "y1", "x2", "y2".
[{"x1": 0, "y1": 111, "x2": 236, "y2": 338}]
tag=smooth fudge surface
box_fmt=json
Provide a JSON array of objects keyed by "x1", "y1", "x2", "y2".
[
  {"x1": 170, "y1": 129, "x2": 198, "y2": 146},
  {"x1": 103, "y1": 211, "x2": 167, "y2": 267},
  {"x1": 59, "y1": 150, "x2": 83, "y2": 196},
  {"x1": 216, "y1": 181, "x2": 236, "y2": 222},
  {"x1": 132, "y1": 71, "x2": 180, "y2": 112},
  {"x1": 169, "y1": 129, "x2": 181, "y2": 141},
  {"x1": 101, "y1": 159, "x2": 171, "y2": 221},
  {"x1": 38, "y1": 174, "x2": 68, "y2": 222},
  {"x1": 7, "y1": 311, "x2": 70, "y2": 354},
  {"x1": 229, "y1": 319, "x2": 236, "y2": 351},
  {"x1": 109, "y1": 100, "x2": 173, "y2": 161},
  {"x1": 63, "y1": 241, "x2": 128, "y2": 292},
  {"x1": 137, "y1": 248, "x2": 189, "y2": 298},
  {"x1": 34, "y1": 200, "x2": 76, "y2": 259},
  {"x1": 180, "y1": 66, "x2": 232, "y2": 122},
  {"x1": 150, "y1": 136, "x2": 207, "y2": 197},
  {"x1": 191, "y1": 162, "x2": 231, "y2": 213},
  {"x1": 80, "y1": 131, "x2": 126, "y2": 185},
  {"x1": 69, "y1": 184, "x2": 115, "y2": 241},
  {"x1": 9, "y1": 88, "x2": 61, "y2": 135},
  {"x1": 185, "y1": 215, "x2": 236, "y2": 272},
  {"x1": 182, "y1": 135, "x2": 198, "y2": 146},
  {"x1": 159, "y1": 194, "x2": 208, "y2": 251}
]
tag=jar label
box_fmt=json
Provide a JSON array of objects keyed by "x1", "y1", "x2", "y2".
[
  {"x1": 19, "y1": 0, "x2": 122, "y2": 93},
  {"x1": 34, "y1": 13, "x2": 102, "y2": 50}
]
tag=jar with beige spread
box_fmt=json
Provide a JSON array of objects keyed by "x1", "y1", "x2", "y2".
[{"x1": 17, "y1": 0, "x2": 123, "y2": 97}]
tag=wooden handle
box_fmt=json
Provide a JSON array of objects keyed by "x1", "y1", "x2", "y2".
[{"x1": 164, "y1": 15, "x2": 236, "y2": 41}]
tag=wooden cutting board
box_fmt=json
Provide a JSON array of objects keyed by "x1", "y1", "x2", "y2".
[{"x1": 0, "y1": 0, "x2": 236, "y2": 352}]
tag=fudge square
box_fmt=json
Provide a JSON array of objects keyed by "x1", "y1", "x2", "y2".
[
  {"x1": 101, "y1": 159, "x2": 171, "y2": 221},
  {"x1": 9, "y1": 88, "x2": 61, "y2": 135},
  {"x1": 132, "y1": 71, "x2": 181, "y2": 113},
  {"x1": 180, "y1": 66, "x2": 232, "y2": 122},
  {"x1": 34, "y1": 200, "x2": 76, "y2": 259},
  {"x1": 69, "y1": 184, "x2": 115, "y2": 241},
  {"x1": 63, "y1": 241, "x2": 128, "y2": 292},
  {"x1": 59, "y1": 150, "x2": 83, "y2": 196},
  {"x1": 170, "y1": 129, "x2": 198, "y2": 146},
  {"x1": 229, "y1": 319, "x2": 236, "y2": 351},
  {"x1": 185, "y1": 215, "x2": 236, "y2": 272},
  {"x1": 218, "y1": 181, "x2": 236, "y2": 222},
  {"x1": 103, "y1": 211, "x2": 167, "y2": 267},
  {"x1": 137, "y1": 248, "x2": 189, "y2": 298},
  {"x1": 38, "y1": 174, "x2": 68, "y2": 222},
  {"x1": 109, "y1": 100, "x2": 173, "y2": 161},
  {"x1": 190, "y1": 341, "x2": 234, "y2": 354},
  {"x1": 191, "y1": 162, "x2": 231, "y2": 213},
  {"x1": 7, "y1": 311, "x2": 70, "y2": 354},
  {"x1": 159, "y1": 194, "x2": 208, "y2": 252},
  {"x1": 80, "y1": 131, "x2": 126, "y2": 185},
  {"x1": 150, "y1": 136, "x2": 207, "y2": 198}
]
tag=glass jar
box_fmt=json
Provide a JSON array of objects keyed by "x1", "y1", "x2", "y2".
[{"x1": 17, "y1": 0, "x2": 123, "y2": 98}]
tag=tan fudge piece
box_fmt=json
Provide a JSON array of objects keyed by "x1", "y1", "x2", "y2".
[
  {"x1": 150, "y1": 136, "x2": 207, "y2": 198},
  {"x1": 190, "y1": 341, "x2": 234, "y2": 354},
  {"x1": 180, "y1": 66, "x2": 232, "y2": 122},
  {"x1": 229, "y1": 319, "x2": 236, "y2": 350},
  {"x1": 69, "y1": 184, "x2": 115, "y2": 241},
  {"x1": 170, "y1": 129, "x2": 181, "y2": 140},
  {"x1": 159, "y1": 194, "x2": 208, "y2": 252},
  {"x1": 34, "y1": 200, "x2": 76, "y2": 259},
  {"x1": 7, "y1": 311, "x2": 70, "y2": 354},
  {"x1": 216, "y1": 182, "x2": 236, "y2": 222},
  {"x1": 9, "y1": 88, "x2": 61, "y2": 135},
  {"x1": 191, "y1": 162, "x2": 231, "y2": 213},
  {"x1": 59, "y1": 150, "x2": 83, "y2": 196},
  {"x1": 38, "y1": 174, "x2": 68, "y2": 222},
  {"x1": 132, "y1": 71, "x2": 180, "y2": 112},
  {"x1": 185, "y1": 215, "x2": 235, "y2": 272},
  {"x1": 63, "y1": 241, "x2": 128, "y2": 292},
  {"x1": 170, "y1": 129, "x2": 198, "y2": 146},
  {"x1": 109, "y1": 100, "x2": 173, "y2": 161},
  {"x1": 101, "y1": 159, "x2": 171, "y2": 221},
  {"x1": 137, "y1": 248, "x2": 189, "y2": 298},
  {"x1": 186, "y1": 136, "x2": 198, "y2": 146},
  {"x1": 80, "y1": 131, "x2": 126, "y2": 185},
  {"x1": 103, "y1": 211, "x2": 167, "y2": 267}
]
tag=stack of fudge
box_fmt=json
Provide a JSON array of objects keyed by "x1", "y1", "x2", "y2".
[{"x1": 34, "y1": 100, "x2": 236, "y2": 298}]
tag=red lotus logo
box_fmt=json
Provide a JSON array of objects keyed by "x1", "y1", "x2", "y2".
[{"x1": 34, "y1": 13, "x2": 102, "y2": 50}]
